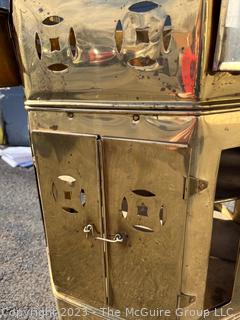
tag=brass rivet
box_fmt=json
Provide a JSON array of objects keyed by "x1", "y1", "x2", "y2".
[
  {"x1": 67, "y1": 112, "x2": 74, "y2": 119},
  {"x1": 133, "y1": 114, "x2": 140, "y2": 122}
]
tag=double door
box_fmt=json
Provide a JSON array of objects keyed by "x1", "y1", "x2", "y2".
[{"x1": 32, "y1": 131, "x2": 191, "y2": 318}]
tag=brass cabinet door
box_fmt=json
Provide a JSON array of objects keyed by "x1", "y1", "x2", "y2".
[
  {"x1": 32, "y1": 131, "x2": 106, "y2": 307},
  {"x1": 102, "y1": 138, "x2": 191, "y2": 317}
]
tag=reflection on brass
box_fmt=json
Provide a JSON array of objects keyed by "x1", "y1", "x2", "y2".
[
  {"x1": 11, "y1": 0, "x2": 202, "y2": 100},
  {"x1": 2, "y1": 0, "x2": 240, "y2": 318},
  {"x1": 3, "y1": 0, "x2": 240, "y2": 103}
]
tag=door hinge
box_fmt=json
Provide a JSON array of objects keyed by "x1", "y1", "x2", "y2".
[
  {"x1": 177, "y1": 292, "x2": 196, "y2": 309},
  {"x1": 184, "y1": 176, "x2": 208, "y2": 199}
]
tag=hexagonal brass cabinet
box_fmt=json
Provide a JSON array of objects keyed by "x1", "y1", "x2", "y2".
[{"x1": 1, "y1": 0, "x2": 240, "y2": 319}]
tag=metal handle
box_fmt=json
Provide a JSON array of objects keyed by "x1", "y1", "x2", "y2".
[
  {"x1": 83, "y1": 224, "x2": 94, "y2": 234},
  {"x1": 83, "y1": 224, "x2": 124, "y2": 243},
  {"x1": 95, "y1": 233, "x2": 124, "y2": 243}
]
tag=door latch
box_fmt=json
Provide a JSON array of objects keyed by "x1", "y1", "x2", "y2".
[
  {"x1": 96, "y1": 234, "x2": 124, "y2": 243},
  {"x1": 83, "y1": 224, "x2": 125, "y2": 243}
]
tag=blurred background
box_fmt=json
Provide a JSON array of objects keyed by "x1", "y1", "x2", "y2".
[
  {"x1": 0, "y1": 0, "x2": 29, "y2": 148},
  {"x1": 0, "y1": 86, "x2": 29, "y2": 147}
]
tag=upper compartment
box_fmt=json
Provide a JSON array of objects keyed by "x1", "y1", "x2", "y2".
[{"x1": 13, "y1": 0, "x2": 203, "y2": 102}]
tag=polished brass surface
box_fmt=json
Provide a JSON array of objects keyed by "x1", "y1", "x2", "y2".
[
  {"x1": 181, "y1": 111, "x2": 240, "y2": 320},
  {"x1": 4, "y1": 0, "x2": 240, "y2": 105},
  {"x1": 102, "y1": 138, "x2": 191, "y2": 316},
  {"x1": 30, "y1": 113, "x2": 193, "y2": 318},
  {"x1": 5, "y1": 0, "x2": 240, "y2": 318},
  {"x1": 28, "y1": 111, "x2": 196, "y2": 144},
  {"x1": 28, "y1": 109, "x2": 240, "y2": 319},
  {"x1": 13, "y1": 0, "x2": 203, "y2": 102},
  {"x1": 32, "y1": 132, "x2": 106, "y2": 307}
]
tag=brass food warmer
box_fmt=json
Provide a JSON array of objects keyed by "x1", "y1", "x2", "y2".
[{"x1": 1, "y1": 0, "x2": 240, "y2": 319}]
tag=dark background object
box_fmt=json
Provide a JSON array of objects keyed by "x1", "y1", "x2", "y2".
[
  {"x1": 0, "y1": 6, "x2": 21, "y2": 87},
  {"x1": 215, "y1": 148, "x2": 240, "y2": 201}
]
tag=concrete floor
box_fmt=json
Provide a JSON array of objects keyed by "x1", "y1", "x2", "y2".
[{"x1": 0, "y1": 160, "x2": 57, "y2": 319}]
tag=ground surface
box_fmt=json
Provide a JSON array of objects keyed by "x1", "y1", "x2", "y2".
[{"x1": 0, "y1": 160, "x2": 57, "y2": 319}]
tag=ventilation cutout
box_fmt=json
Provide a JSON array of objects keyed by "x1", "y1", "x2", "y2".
[
  {"x1": 162, "y1": 15, "x2": 172, "y2": 53},
  {"x1": 80, "y1": 189, "x2": 86, "y2": 207},
  {"x1": 48, "y1": 64, "x2": 68, "y2": 72},
  {"x1": 42, "y1": 16, "x2": 63, "y2": 26},
  {"x1": 137, "y1": 203, "x2": 148, "y2": 217},
  {"x1": 136, "y1": 29, "x2": 149, "y2": 44},
  {"x1": 121, "y1": 197, "x2": 128, "y2": 218},
  {"x1": 129, "y1": 57, "x2": 156, "y2": 67},
  {"x1": 69, "y1": 27, "x2": 77, "y2": 59},
  {"x1": 52, "y1": 182, "x2": 58, "y2": 201},
  {"x1": 115, "y1": 20, "x2": 123, "y2": 53},
  {"x1": 159, "y1": 205, "x2": 167, "y2": 226},
  {"x1": 62, "y1": 207, "x2": 78, "y2": 214},
  {"x1": 132, "y1": 189, "x2": 155, "y2": 197},
  {"x1": 58, "y1": 175, "x2": 76, "y2": 185},
  {"x1": 50, "y1": 37, "x2": 60, "y2": 51},
  {"x1": 64, "y1": 191, "x2": 72, "y2": 200},
  {"x1": 129, "y1": 1, "x2": 158, "y2": 12},
  {"x1": 133, "y1": 225, "x2": 154, "y2": 232},
  {"x1": 35, "y1": 33, "x2": 42, "y2": 59}
]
